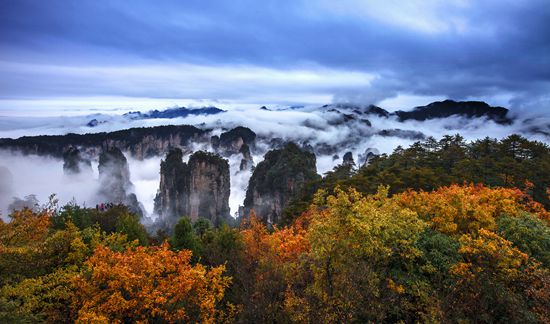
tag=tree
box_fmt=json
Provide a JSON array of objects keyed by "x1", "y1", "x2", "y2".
[
  {"x1": 236, "y1": 212, "x2": 310, "y2": 323},
  {"x1": 200, "y1": 224, "x2": 246, "y2": 312},
  {"x1": 193, "y1": 217, "x2": 213, "y2": 238},
  {"x1": 448, "y1": 229, "x2": 549, "y2": 323},
  {"x1": 286, "y1": 187, "x2": 434, "y2": 323},
  {"x1": 53, "y1": 203, "x2": 150, "y2": 246},
  {"x1": 284, "y1": 135, "x2": 550, "y2": 226},
  {"x1": 395, "y1": 184, "x2": 547, "y2": 235},
  {"x1": 0, "y1": 267, "x2": 77, "y2": 323},
  {"x1": 115, "y1": 212, "x2": 149, "y2": 246},
  {"x1": 0, "y1": 209, "x2": 138, "y2": 323},
  {"x1": 498, "y1": 213, "x2": 550, "y2": 267},
  {"x1": 0, "y1": 208, "x2": 53, "y2": 285},
  {"x1": 72, "y1": 244, "x2": 231, "y2": 323},
  {"x1": 170, "y1": 217, "x2": 201, "y2": 261}
]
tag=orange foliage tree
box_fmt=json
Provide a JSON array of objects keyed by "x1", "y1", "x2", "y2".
[
  {"x1": 0, "y1": 208, "x2": 53, "y2": 285},
  {"x1": 0, "y1": 208, "x2": 51, "y2": 247},
  {"x1": 241, "y1": 211, "x2": 309, "y2": 265},
  {"x1": 72, "y1": 243, "x2": 231, "y2": 323},
  {"x1": 238, "y1": 211, "x2": 310, "y2": 322}
]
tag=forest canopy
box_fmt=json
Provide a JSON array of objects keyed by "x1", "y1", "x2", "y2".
[{"x1": 1, "y1": 135, "x2": 549, "y2": 323}]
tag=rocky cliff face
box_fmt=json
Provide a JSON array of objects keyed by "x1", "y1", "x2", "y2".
[
  {"x1": 243, "y1": 142, "x2": 319, "y2": 225},
  {"x1": 154, "y1": 148, "x2": 190, "y2": 223},
  {"x1": 0, "y1": 125, "x2": 207, "y2": 159},
  {"x1": 155, "y1": 149, "x2": 230, "y2": 229},
  {"x1": 358, "y1": 148, "x2": 379, "y2": 167},
  {"x1": 188, "y1": 151, "x2": 230, "y2": 225},
  {"x1": 214, "y1": 126, "x2": 256, "y2": 171},
  {"x1": 97, "y1": 147, "x2": 143, "y2": 216}
]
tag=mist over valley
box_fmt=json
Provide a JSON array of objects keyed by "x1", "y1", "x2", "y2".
[{"x1": 1, "y1": 99, "x2": 548, "y2": 223}]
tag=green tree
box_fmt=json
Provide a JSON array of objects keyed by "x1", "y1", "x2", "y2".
[
  {"x1": 115, "y1": 213, "x2": 149, "y2": 246},
  {"x1": 193, "y1": 217, "x2": 213, "y2": 238},
  {"x1": 170, "y1": 217, "x2": 201, "y2": 261},
  {"x1": 498, "y1": 213, "x2": 550, "y2": 267}
]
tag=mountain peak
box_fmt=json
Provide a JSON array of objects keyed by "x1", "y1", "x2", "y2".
[{"x1": 395, "y1": 100, "x2": 511, "y2": 124}]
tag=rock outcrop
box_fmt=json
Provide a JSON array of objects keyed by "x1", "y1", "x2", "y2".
[
  {"x1": 97, "y1": 147, "x2": 143, "y2": 216},
  {"x1": 218, "y1": 126, "x2": 256, "y2": 155},
  {"x1": 342, "y1": 151, "x2": 355, "y2": 166},
  {"x1": 154, "y1": 148, "x2": 190, "y2": 222},
  {"x1": 214, "y1": 126, "x2": 256, "y2": 171},
  {"x1": 187, "y1": 151, "x2": 231, "y2": 225},
  {"x1": 62, "y1": 146, "x2": 92, "y2": 176},
  {"x1": 243, "y1": 142, "x2": 319, "y2": 225},
  {"x1": 239, "y1": 143, "x2": 254, "y2": 171},
  {"x1": 0, "y1": 166, "x2": 14, "y2": 218},
  {"x1": 358, "y1": 148, "x2": 379, "y2": 167},
  {"x1": 155, "y1": 149, "x2": 230, "y2": 229},
  {"x1": 211, "y1": 135, "x2": 220, "y2": 151}
]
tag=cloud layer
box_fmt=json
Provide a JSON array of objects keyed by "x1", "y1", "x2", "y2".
[{"x1": 0, "y1": 0, "x2": 549, "y2": 112}]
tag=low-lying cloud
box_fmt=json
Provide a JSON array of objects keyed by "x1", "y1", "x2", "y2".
[
  {"x1": 0, "y1": 151, "x2": 99, "y2": 219},
  {"x1": 0, "y1": 102, "x2": 548, "y2": 221}
]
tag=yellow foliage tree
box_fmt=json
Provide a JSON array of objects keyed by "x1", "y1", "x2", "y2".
[
  {"x1": 448, "y1": 229, "x2": 549, "y2": 322},
  {"x1": 0, "y1": 207, "x2": 51, "y2": 247},
  {"x1": 396, "y1": 183, "x2": 548, "y2": 235},
  {"x1": 285, "y1": 187, "x2": 431, "y2": 323}
]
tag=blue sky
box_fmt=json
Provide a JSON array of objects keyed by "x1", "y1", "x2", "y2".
[{"x1": 1, "y1": 0, "x2": 549, "y2": 114}]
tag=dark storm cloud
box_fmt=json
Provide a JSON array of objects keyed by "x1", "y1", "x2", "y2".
[{"x1": 0, "y1": 0, "x2": 549, "y2": 110}]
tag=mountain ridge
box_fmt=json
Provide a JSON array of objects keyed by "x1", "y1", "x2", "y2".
[{"x1": 324, "y1": 99, "x2": 512, "y2": 124}]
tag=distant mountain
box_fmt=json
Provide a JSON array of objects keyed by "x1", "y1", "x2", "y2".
[
  {"x1": 322, "y1": 103, "x2": 389, "y2": 116},
  {"x1": 123, "y1": 106, "x2": 225, "y2": 120},
  {"x1": 322, "y1": 100, "x2": 512, "y2": 124},
  {"x1": 362, "y1": 105, "x2": 391, "y2": 118},
  {"x1": 377, "y1": 129, "x2": 425, "y2": 140},
  {"x1": 394, "y1": 100, "x2": 512, "y2": 124},
  {"x1": 86, "y1": 106, "x2": 225, "y2": 127},
  {"x1": 0, "y1": 125, "x2": 206, "y2": 158},
  {"x1": 86, "y1": 118, "x2": 104, "y2": 127}
]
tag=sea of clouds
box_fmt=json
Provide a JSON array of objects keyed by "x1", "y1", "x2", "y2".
[{"x1": 1, "y1": 103, "x2": 549, "y2": 220}]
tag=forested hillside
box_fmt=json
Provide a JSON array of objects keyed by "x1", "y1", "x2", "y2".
[
  {"x1": 284, "y1": 134, "x2": 550, "y2": 223},
  {"x1": 1, "y1": 135, "x2": 549, "y2": 323}
]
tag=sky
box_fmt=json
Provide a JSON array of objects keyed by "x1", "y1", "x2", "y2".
[{"x1": 1, "y1": 0, "x2": 550, "y2": 115}]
